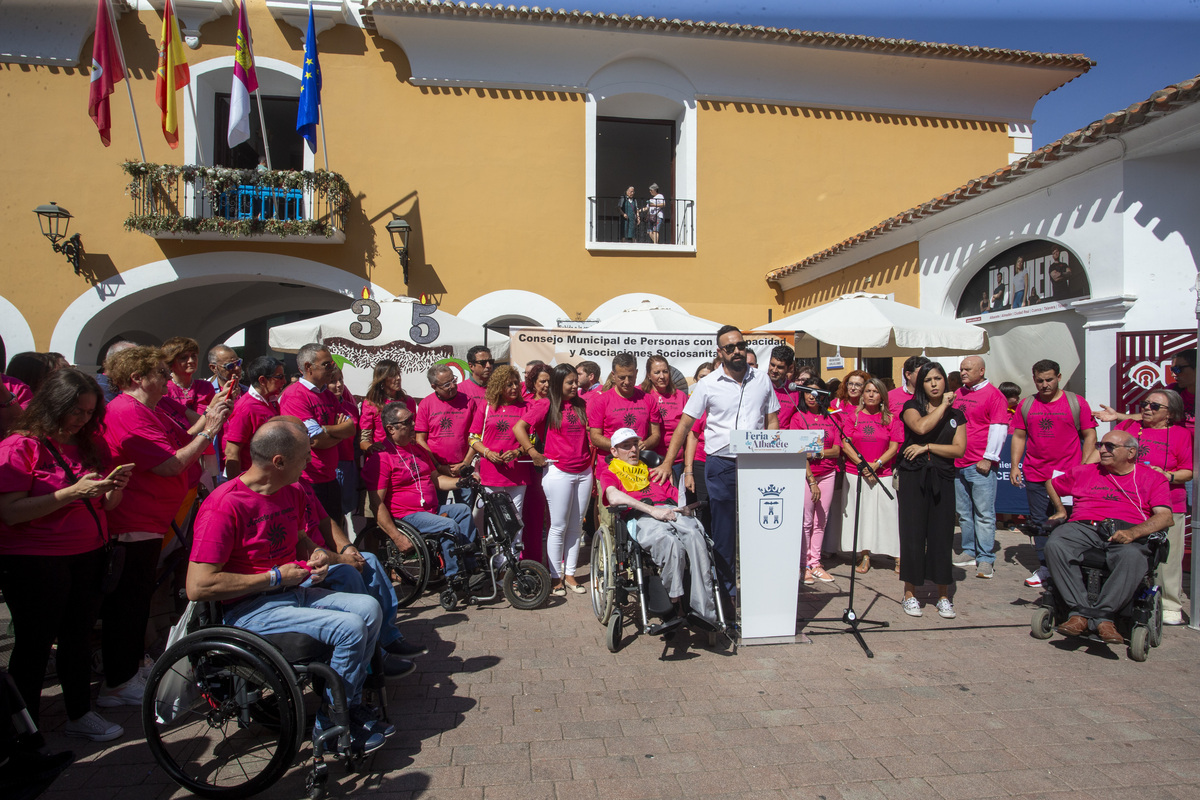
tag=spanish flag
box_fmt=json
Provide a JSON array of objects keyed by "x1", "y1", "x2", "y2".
[{"x1": 155, "y1": 0, "x2": 190, "y2": 148}]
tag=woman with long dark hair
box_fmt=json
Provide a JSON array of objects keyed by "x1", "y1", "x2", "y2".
[
  {"x1": 0, "y1": 369, "x2": 130, "y2": 740},
  {"x1": 514, "y1": 364, "x2": 591, "y2": 596},
  {"x1": 359, "y1": 359, "x2": 417, "y2": 450},
  {"x1": 897, "y1": 362, "x2": 966, "y2": 618},
  {"x1": 790, "y1": 377, "x2": 841, "y2": 585}
]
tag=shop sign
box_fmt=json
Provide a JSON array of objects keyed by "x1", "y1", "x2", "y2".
[{"x1": 956, "y1": 240, "x2": 1090, "y2": 322}]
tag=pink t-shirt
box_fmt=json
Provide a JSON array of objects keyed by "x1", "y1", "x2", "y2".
[
  {"x1": 165, "y1": 377, "x2": 216, "y2": 416},
  {"x1": 522, "y1": 399, "x2": 591, "y2": 474},
  {"x1": 0, "y1": 435, "x2": 111, "y2": 556},
  {"x1": 297, "y1": 481, "x2": 330, "y2": 548},
  {"x1": 1052, "y1": 463, "x2": 1171, "y2": 523},
  {"x1": 690, "y1": 414, "x2": 707, "y2": 464},
  {"x1": 414, "y1": 391, "x2": 477, "y2": 466},
  {"x1": 279, "y1": 381, "x2": 345, "y2": 484},
  {"x1": 843, "y1": 409, "x2": 902, "y2": 477},
  {"x1": 789, "y1": 409, "x2": 839, "y2": 478},
  {"x1": 191, "y1": 480, "x2": 319, "y2": 596},
  {"x1": 103, "y1": 393, "x2": 196, "y2": 535},
  {"x1": 588, "y1": 388, "x2": 662, "y2": 440},
  {"x1": 334, "y1": 387, "x2": 359, "y2": 462},
  {"x1": 598, "y1": 465, "x2": 678, "y2": 507},
  {"x1": 457, "y1": 378, "x2": 488, "y2": 404},
  {"x1": 2, "y1": 375, "x2": 33, "y2": 409},
  {"x1": 359, "y1": 396, "x2": 418, "y2": 444},
  {"x1": 1167, "y1": 382, "x2": 1195, "y2": 432},
  {"x1": 1116, "y1": 421, "x2": 1194, "y2": 513},
  {"x1": 1012, "y1": 392, "x2": 1098, "y2": 482},
  {"x1": 469, "y1": 401, "x2": 531, "y2": 487},
  {"x1": 953, "y1": 382, "x2": 1009, "y2": 468},
  {"x1": 224, "y1": 392, "x2": 280, "y2": 476},
  {"x1": 774, "y1": 386, "x2": 802, "y2": 431},
  {"x1": 887, "y1": 386, "x2": 913, "y2": 418},
  {"x1": 651, "y1": 388, "x2": 688, "y2": 463},
  {"x1": 362, "y1": 441, "x2": 439, "y2": 518}
]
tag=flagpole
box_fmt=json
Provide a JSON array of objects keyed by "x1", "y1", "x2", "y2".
[
  {"x1": 187, "y1": 85, "x2": 206, "y2": 166},
  {"x1": 318, "y1": 103, "x2": 329, "y2": 170},
  {"x1": 103, "y1": 0, "x2": 145, "y2": 161},
  {"x1": 243, "y1": 6, "x2": 273, "y2": 170}
]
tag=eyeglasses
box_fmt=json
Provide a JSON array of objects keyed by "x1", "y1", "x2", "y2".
[
  {"x1": 846, "y1": 381, "x2": 865, "y2": 389},
  {"x1": 1140, "y1": 401, "x2": 1166, "y2": 411},
  {"x1": 472, "y1": 359, "x2": 495, "y2": 367},
  {"x1": 720, "y1": 342, "x2": 748, "y2": 354},
  {"x1": 434, "y1": 378, "x2": 457, "y2": 390},
  {"x1": 220, "y1": 359, "x2": 243, "y2": 371},
  {"x1": 1098, "y1": 442, "x2": 1136, "y2": 454}
]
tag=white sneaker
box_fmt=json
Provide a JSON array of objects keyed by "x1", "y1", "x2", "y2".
[
  {"x1": 902, "y1": 597, "x2": 923, "y2": 617},
  {"x1": 64, "y1": 711, "x2": 124, "y2": 742},
  {"x1": 1024, "y1": 567, "x2": 1050, "y2": 587},
  {"x1": 936, "y1": 598, "x2": 957, "y2": 619},
  {"x1": 952, "y1": 556, "x2": 977, "y2": 567},
  {"x1": 96, "y1": 675, "x2": 145, "y2": 708},
  {"x1": 1163, "y1": 610, "x2": 1185, "y2": 626}
]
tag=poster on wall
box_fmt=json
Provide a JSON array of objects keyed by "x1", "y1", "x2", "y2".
[
  {"x1": 1115, "y1": 329, "x2": 1196, "y2": 417},
  {"x1": 957, "y1": 240, "x2": 1090, "y2": 324}
]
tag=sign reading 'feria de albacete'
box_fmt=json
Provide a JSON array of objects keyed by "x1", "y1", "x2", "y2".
[{"x1": 956, "y1": 240, "x2": 1090, "y2": 324}]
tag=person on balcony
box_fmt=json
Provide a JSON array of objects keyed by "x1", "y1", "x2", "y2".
[
  {"x1": 641, "y1": 183, "x2": 665, "y2": 244},
  {"x1": 618, "y1": 186, "x2": 637, "y2": 242}
]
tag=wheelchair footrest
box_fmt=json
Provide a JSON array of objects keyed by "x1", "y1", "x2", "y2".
[{"x1": 647, "y1": 617, "x2": 684, "y2": 637}]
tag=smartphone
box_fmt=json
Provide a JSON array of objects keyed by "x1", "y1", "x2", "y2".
[{"x1": 105, "y1": 463, "x2": 136, "y2": 481}]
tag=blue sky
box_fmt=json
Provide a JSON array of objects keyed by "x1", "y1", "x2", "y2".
[{"x1": 577, "y1": 0, "x2": 1200, "y2": 148}]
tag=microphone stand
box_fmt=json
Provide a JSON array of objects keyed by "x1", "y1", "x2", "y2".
[{"x1": 797, "y1": 399, "x2": 891, "y2": 658}]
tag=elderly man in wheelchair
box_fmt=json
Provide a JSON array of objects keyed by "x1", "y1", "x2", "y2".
[
  {"x1": 598, "y1": 428, "x2": 721, "y2": 636},
  {"x1": 1038, "y1": 430, "x2": 1172, "y2": 655}
]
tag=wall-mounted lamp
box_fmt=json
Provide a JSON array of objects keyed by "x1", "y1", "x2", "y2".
[
  {"x1": 386, "y1": 217, "x2": 411, "y2": 283},
  {"x1": 33, "y1": 202, "x2": 83, "y2": 275}
]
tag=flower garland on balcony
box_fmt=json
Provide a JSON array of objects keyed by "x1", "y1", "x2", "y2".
[{"x1": 121, "y1": 162, "x2": 351, "y2": 239}]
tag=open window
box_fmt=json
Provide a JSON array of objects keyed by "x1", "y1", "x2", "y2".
[{"x1": 212, "y1": 93, "x2": 304, "y2": 170}]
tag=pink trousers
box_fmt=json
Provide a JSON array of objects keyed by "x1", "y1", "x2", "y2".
[{"x1": 803, "y1": 471, "x2": 836, "y2": 568}]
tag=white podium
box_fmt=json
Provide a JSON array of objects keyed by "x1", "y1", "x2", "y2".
[{"x1": 730, "y1": 429, "x2": 824, "y2": 645}]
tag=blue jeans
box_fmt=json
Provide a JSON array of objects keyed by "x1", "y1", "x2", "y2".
[
  {"x1": 705, "y1": 456, "x2": 737, "y2": 596},
  {"x1": 955, "y1": 465, "x2": 998, "y2": 564},
  {"x1": 322, "y1": 553, "x2": 403, "y2": 648},
  {"x1": 402, "y1": 504, "x2": 476, "y2": 577},
  {"x1": 224, "y1": 586, "x2": 381, "y2": 706}
]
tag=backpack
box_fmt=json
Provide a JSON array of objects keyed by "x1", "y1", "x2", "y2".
[{"x1": 1018, "y1": 391, "x2": 1083, "y2": 437}]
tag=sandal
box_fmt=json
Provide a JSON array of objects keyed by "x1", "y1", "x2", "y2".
[
  {"x1": 811, "y1": 566, "x2": 836, "y2": 583},
  {"x1": 855, "y1": 552, "x2": 871, "y2": 574},
  {"x1": 894, "y1": 558, "x2": 901, "y2": 574}
]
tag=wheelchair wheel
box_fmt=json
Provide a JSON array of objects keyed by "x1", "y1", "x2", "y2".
[
  {"x1": 143, "y1": 635, "x2": 299, "y2": 799},
  {"x1": 1031, "y1": 607, "x2": 1054, "y2": 640},
  {"x1": 1129, "y1": 625, "x2": 1150, "y2": 662},
  {"x1": 605, "y1": 610, "x2": 622, "y2": 653},
  {"x1": 357, "y1": 524, "x2": 430, "y2": 608},
  {"x1": 590, "y1": 527, "x2": 616, "y2": 625},
  {"x1": 502, "y1": 560, "x2": 552, "y2": 610},
  {"x1": 1148, "y1": 592, "x2": 1163, "y2": 648}
]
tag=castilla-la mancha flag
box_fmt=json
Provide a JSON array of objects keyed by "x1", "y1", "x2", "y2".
[
  {"x1": 155, "y1": 0, "x2": 190, "y2": 148},
  {"x1": 227, "y1": 0, "x2": 258, "y2": 148},
  {"x1": 88, "y1": 0, "x2": 124, "y2": 146}
]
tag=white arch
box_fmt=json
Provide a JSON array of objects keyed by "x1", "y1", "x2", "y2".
[
  {"x1": 937, "y1": 235, "x2": 1090, "y2": 318},
  {"x1": 50, "y1": 253, "x2": 396, "y2": 368},
  {"x1": 457, "y1": 290, "x2": 568, "y2": 328},
  {"x1": 588, "y1": 293, "x2": 687, "y2": 321},
  {"x1": 0, "y1": 295, "x2": 36, "y2": 360}
]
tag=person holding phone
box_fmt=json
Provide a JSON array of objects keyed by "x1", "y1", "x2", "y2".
[{"x1": 0, "y1": 369, "x2": 131, "y2": 741}]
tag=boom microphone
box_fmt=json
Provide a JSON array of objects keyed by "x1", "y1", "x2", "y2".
[{"x1": 788, "y1": 382, "x2": 830, "y2": 395}]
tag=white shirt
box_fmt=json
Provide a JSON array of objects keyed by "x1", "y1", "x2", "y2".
[{"x1": 683, "y1": 364, "x2": 780, "y2": 458}]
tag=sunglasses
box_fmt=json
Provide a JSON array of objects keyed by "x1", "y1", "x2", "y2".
[
  {"x1": 1171, "y1": 365, "x2": 1189, "y2": 374},
  {"x1": 386, "y1": 419, "x2": 415, "y2": 429},
  {"x1": 472, "y1": 359, "x2": 495, "y2": 366},
  {"x1": 1139, "y1": 401, "x2": 1165, "y2": 411},
  {"x1": 220, "y1": 359, "x2": 243, "y2": 371},
  {"x1": 1098, "y1": 442, "x2": 1136, "y2": 454},
  {"x1": 720, "y1": 342, "x2": 748, "y2": 354}
]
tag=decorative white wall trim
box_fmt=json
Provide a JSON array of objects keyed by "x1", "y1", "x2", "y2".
[
  {"x1": 456, "y1": 291, "x2": 568, "y2": 329},
  {"x1": 588, "y1": 294, "x2": 686, "y2": 322},
  {"x1": 1007, "y1": 121, "x2": 1034, "y2": 165},
  {"x1": 267, "y1": 0, "x2": 356, "y2": 38},
  {"x1": 0, "y1": 296, "x2": 37, "y2": 359},
  {"x1": 50, "y1": 253, "x2": 394, "y2": 368}
]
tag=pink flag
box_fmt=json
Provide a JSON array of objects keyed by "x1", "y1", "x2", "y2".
[
  {"x1": 88, "y1": 0, "x2": 124, "y2": 146},
  {"x1": 228, "y1": 0, "x2": 259, "y2": 148}
]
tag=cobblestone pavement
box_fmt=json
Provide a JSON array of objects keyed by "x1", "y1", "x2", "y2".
[{"x1": 19, "y1": 526, "x2": 1200, "y2": 799}]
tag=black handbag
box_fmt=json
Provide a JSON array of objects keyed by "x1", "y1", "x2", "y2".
[{"x1": 42, "y1": 439, "x2": 125, "y2": 593}]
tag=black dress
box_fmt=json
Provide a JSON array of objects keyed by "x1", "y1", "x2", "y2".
[{"x1": 897, "y1": 399, "x2": 966, "y2": 586}]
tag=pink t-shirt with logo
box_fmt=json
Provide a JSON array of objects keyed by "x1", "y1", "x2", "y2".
[
  {"x1": 953, "y1": 382, "x2": 1009, "y2": 468},
  {"x1": 104, "y1": 393, "x2": 197, "y2": 536},
  {"x1": 1116, "y1": 421, "x2": 1194, "y2": 513},
  {"x1": 598, "y1": 465, "x2": 678, "y2": 507},
  {"x1": 469, "y1": 400, "x2": 531, "y2": 487},
  {"x1": 588, "y1": 388, "x2": 662, "y2": 440},
  {"x1": 651, "y1": 388, "x2": 688, "y2": 463},
  {"x1": 165, "y1": 378, "x2": 216, "y2": 416},
  {"x1": 1012, "y1": 392, "x2": 1098, "y2": 482},
  {"x1": 191, "y1": 480, "x2": 319, "y2": 597},
  {"x1": 224, "y1": 392, "x2": 280, "y2": 476},
  {"x1": 279, "y1": 381, "x2": 344, "y2": 484},
  {"x1": 1051, "y1": 463, "x2": 1170, "y2": 522},
  {"x1": 362, "y1": 442, "x2": 439, "y2": 519},
  {"x1": 843, "y1": 410, "x2": 902, "y2": 477},
  {"x1": 359, "y1": 396, "x2": 418, "y2": 444},
  {"x1": 414, "y1": 391, "x2": 477, "y2": 466},
  {"x1": 774, "y1": 386, "x2": 801, "y2": 431},
  {"x1": 0, "y1": 436, "x2": 111, "y2": 556},
  {"x1": 789, "y1": 409, "x2": 839, "y2": 478},
  {"x1": 522, "y1": 399, "x2": 591, "y2": 474}
]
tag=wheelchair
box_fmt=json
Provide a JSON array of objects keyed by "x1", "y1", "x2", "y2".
[
  {"x1": 357, "y1": 466, "x2": 551, "y2": 612},
  {"x1": 590, "y1": 455, "x2": 733, "y2": 653},
  {"x1": 141, "y1": 600, "x2": 390, "y2": 799},
  {"x1": 1025, "y1": 521, "x2": 1167, "y2": 661}
]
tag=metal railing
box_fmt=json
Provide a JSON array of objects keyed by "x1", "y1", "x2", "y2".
[{"x1": 588, "y1": 196, "x2": 694, "y2": 246}]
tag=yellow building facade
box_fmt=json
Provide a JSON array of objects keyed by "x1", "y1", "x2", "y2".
[{"x1": 0, "y1": 0, "x2": 1090, "y2": 371}]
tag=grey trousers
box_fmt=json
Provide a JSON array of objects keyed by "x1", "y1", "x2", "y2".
[
  {"x1": 1044, "y1": 522, "x2": 1151, "y2": 623},
  {"x1": 634, "y1": 514, "x2": 718, "y2": 624}
]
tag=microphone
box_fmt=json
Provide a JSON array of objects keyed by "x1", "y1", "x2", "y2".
[{"x1": 788, "y1": 382, "x2": 830, "y2": 395}]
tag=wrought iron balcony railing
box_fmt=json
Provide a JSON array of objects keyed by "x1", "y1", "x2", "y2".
[{"x1": 588, "y1": 196, "x2": 694, "y2": 247}]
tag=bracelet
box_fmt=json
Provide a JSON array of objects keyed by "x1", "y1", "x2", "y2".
[
  {"x1": 269, "y1": 566, "x2": 281, "y2": 587},
  {"x1": 339, "y1": 543, "x2": 356, "y2": 554},
  {"x1": 197, "y1": 431, "x2": 214, "y2": 442},
  {"x1": 683, "y1": 471, "x2": 693, "y2": 475}
]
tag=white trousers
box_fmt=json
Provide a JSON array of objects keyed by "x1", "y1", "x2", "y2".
[{"x1": 542, "y1": 465, "x2": 593, "y2": 578}]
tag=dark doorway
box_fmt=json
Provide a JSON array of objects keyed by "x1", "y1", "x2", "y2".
[
  {"x1": 595, "y1": 118, "x2": 675, "y2": 243},
  {"x1": 213, "y1": 93, "x2": 305, "y2": 171},
  {"x1": 863, "y1": 357, "x2": 895, "y2": 390}
]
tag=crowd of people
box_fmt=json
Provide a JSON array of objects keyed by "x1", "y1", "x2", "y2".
[{"x1": 0, "y1": 330, "x2": 1193, "y2": 753}]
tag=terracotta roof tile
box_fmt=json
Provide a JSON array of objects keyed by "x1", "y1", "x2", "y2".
[{"x1": 766, "y1": 73, "x2": 1200, "y2": 284}]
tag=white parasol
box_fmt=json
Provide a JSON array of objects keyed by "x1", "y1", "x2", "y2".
[{"x1": 589, "y1": 299, "x2": 723, "y2": 333}]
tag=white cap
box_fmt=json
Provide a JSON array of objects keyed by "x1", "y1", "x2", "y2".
[{"x1": 610, "y1": 427, "x2": 639, "y2": 448}]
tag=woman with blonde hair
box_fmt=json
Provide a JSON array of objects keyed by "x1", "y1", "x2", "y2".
[
  {"x1": 468, "y1": 365, "x2": 532, "y2": 558},
  {"x1": 838, "y1": 376, "x2": 902, "y2": 573}
]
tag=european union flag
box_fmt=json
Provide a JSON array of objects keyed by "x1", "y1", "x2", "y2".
[{"x1": 296, "y1": 3, "x2": 321, "y2": 153}]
